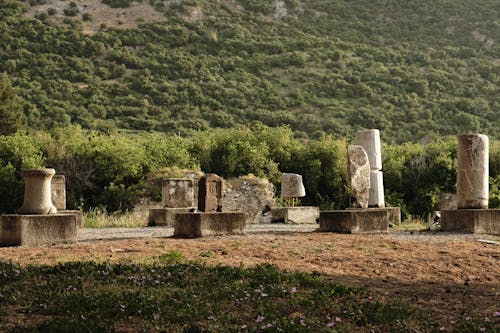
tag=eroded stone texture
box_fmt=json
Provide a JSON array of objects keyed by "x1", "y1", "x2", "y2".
[
  {"x1": 162, "y1": 178, "x2": 194, "y2": 208},
  {"x1": 369, "y1": 170, "x2": 385, "y2": 207},
  {"x1": 18, "y1": 169, "x2": 57, "y2": 215},
  {"x1": 347, "y1": 145, "x2": 370, "y2": 209},
  {"x1": 281, "y1": 173, "x2": 305, "y2": 198},
  {"x1": 354, "y1": 129, "x2": 382, "y2": 170},
  {"x1": 457, "y1": 134, "x2": 489, "y2": 209},
  {"x1": 51, "y1": 175, "x2": 66, "y2": 211},
  {"x1": 174, "y1": 212, "x2": 247, "y2": 238},
  {"x1": 198, "y1": 174, "x2": 223, "y2": 212}
]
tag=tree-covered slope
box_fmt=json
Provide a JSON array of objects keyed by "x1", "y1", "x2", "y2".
[{"x1": 0, "y1": 0, "x2": 499, "y2": 142}]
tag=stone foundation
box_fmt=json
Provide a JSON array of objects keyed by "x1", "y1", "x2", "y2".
[
  {"x1": 0, "y1": 214, "x2": 78, "y2": 246},
  {"x1": 174, "y1": 212, "x2": 247, "y2": 238},
  {"x1": 319, "y1": 207, "x2": 400, "y2": 233},
  {"x1": 148, "y1": 207, "x2": 195, "y2": 226},
  {"x1": 58, "y1": 210, "x2": 84, "y2": 227},
  {"x1": 441, "y1": 209, "x2": 500, "y2": 235},
  {"x1": 270, "y1": 207, "x2": 319, "y2": 224}
]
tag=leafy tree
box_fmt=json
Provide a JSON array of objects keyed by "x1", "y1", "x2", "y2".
[{"x1": 0, "y1": 74, "x2": 26, "y2": 135}]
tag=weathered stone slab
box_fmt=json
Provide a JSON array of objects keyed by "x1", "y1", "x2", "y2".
[
  {"x1": 174, "y1": 212, "x2": 247, "y2": 238},
  {"x1": 198, "y1": 174, "x2": 224, "y2": 212},
  {"x1": 347, "y1": 145, "x2": 370, "y2": 208},
  {"x1": 457, "y1": 134, "x2": 489, "y2": 209},
  {"x1": 148, "y1": 207, "x2": 195, "y2": 226},
  {"x1": 319, "y1": 208, "x2": 400, "y2": 233},
  {"x1": 441, "y1": 209, "x2": 500, "y2": 235},
  {"x1": 270, "y1": 206, "x2": 319, "y2": 224},
  {"x1": 369, "y1": 170, "x2": 385, "y2": 207},
  {"x1": 162, "y1": 178, "x2": 194, "y2": 208},
  {"x1": 51, "y1": 175, "x2": 66, "y2": 210},
  {"x1": 354, "y1": 129, "x2": 382, "y2": 170},
  {"x1": 281, "y1": 173, "x2": 306, "y2": 198},
  {"x1": 0, "y1": 214, "x2": 77, "y2": 246}
]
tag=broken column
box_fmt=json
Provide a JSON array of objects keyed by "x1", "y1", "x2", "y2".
[
  {"x1": 174, "y1": 174, "x2": 246, "y2": 237},
  {"x1": 51, "y1": 174, "x2": 84, "y2": 227},
  {"x1": 347, "y1": 145, "x2": 370, "y2": 209},
  {"x1": 355, "y1": 129, "x2": 385, "y2": 207},
  {"x1": 271, "y1": 173, "x2": 319, "y2": 224},
  {"x1": 441, "y1": 134, "x2": 498, "y2": 235},
  {"x1": 457, "y1": 134, "x2": 489, "y2": 209},
  {"x1": 149, "y1": 178, "x2": 196, "y2": 226},
  {"x1": 1, "y1": 168, "x2": 77, "y2": 246}
]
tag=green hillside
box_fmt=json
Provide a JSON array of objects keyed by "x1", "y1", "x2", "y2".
[{"x1": 0, "y1": 0, "x2": 499, "y2": 142}]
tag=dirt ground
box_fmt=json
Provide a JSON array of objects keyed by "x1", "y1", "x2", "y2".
[{"x1": 0, "y1": 230, "x2": 499, "y2": 323}]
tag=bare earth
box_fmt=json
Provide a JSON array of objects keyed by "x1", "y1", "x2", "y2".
[{"x1": 0, "y1": 226, "x2": 499, "y2": 323}]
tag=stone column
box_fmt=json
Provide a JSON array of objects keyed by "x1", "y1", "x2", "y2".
[
  {"x1": 347, "y1": 145, "x2": 370, "y2": 209},
  {"x1": 18, "y1": 169, "x2": 57, "y2": 215},
  {"x1": 51, "y1": 175, "x2": 66, "y2": 211},
  {"x1": 355, "y1": 129, "x2": 385, "y2": 207},
  {"x1": 457, "y1": 134, "x2": 489, "y2": 209}
]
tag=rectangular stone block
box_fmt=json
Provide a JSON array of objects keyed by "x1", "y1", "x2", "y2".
[
  {"x1": 51, "y1": 175, "x2": 66, "y2": 210},
  {"x1": 174, "y1": 212, "x2": 246, "y2": 238},
  {"x1": 162, "y1": 178, "x2": 194, "y2": 208},
  {"x1": 148, "y1": 207, "x2": 195, "y2": 226},
  {"x1": 198, "y1": 174, "x2": 224, "y2": 212},
  {"x1": 319, "y1": 208, "x2": 400, "y2": 233},
  {"x1": 58, "y1": 210, "x2": 84, "y2": 227},
  {"x1": 369, "y1": 170, "x2": 385, "y2": 207},
  {"x1": 270, "y1": 207, "x2": 319, "y2": 224},
  {"x1": 0, "y1": 214, "x2": 78, "y2": 247},
  {"x1": 441, "y1": 209, "x2": 500, "y2": 235}
]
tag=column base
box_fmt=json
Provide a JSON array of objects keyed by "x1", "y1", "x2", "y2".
[
  {"x1": 319, "y1": 207, "x2": 400, "y2": 233},
  {"x1": 270, "y1": 206, "x2": 319, "y2": 224},
  {"x1": 174, "y1": 212, "x2": 247, "y2": 238},
  {"x1": 441, "y1": 209, "x2": 500, "y2": 235}
]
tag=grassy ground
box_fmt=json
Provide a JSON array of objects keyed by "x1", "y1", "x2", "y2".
[
  {"x1": 0, "y1": 259, "x2": 497, "y2": 332},
  {"x1": 83, "y1": 207, "x2": 148, "y2": 228}
]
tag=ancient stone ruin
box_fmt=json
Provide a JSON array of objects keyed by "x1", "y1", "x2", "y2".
[
  {"x1": 148, "y1": 178, "x2": 196, "y2": 226},
  {"x1": 441, "y1": 134, "x2": 499, "y2": 234},
  {"x1": 271, "y1": 173, "x2": 319, "y2": 224},
  {"x1": 0, "y1": 168, "x2": 78, "y2": 247},
  {"x1": 174, "y1": 174, "x2": 246, "y2": 237},
  {"x1": 355, "y1": 129, "x2": 385, "y2": 207},
  {"x1": 347, "y1": 145, "x2": 370, "y2": 209}
]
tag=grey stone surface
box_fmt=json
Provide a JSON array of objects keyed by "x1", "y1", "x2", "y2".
[
  {"x1": 51, "y1": 175, "x2": 66, "y2": 210},
  {"x1": 223, "y1": 176, "x2": 276, "y2": 224},
  {"x1": 148, "y1": 207, "x2": 195, "y2": 226},
  {"x1": 174, "y1": 212, "x2": 247, "y2": 238},
  {"x1": 162, "y1": 178, "x2": 194, "y2": 208},
  {"x1": 0, "y1": 214, "x2": 77, "y2": 246},
  {"x1": 18, "y1": 169, "x2": 57, "y2": 215},
  {"x1": 441, "y1": 209, "x2": 500, "y2": 235},
  {"x1": 457, "y1": 134, "x2": 489, "y2": 209},
  {"x1": 198, "y1": 174, "x2": 224, "y2": 212},
  {"x1": 281, "y1": 173, "x2": 306, "y2": 198},
  {"x1": 319, "y1": 208, "x2": 400, "y2": 233},
  {"x1": 347, "y1": 145, "x2": 370, "y2": 209},
  {"x1": 270, "y1": 206, "x2": 319, "y2": 224},
  {"x1": 369, "y1": 170, "x2": 385, "y2": 207},
  {"x1": 354, "y1": 129, "x2": 382, "y2": 170}
]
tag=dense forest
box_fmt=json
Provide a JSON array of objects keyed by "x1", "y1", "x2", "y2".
[
  {"x1": 1, "y1": 0, "x2": 499, "y2": 219},
  {"x1": 0, "y1": 0, "x2": 499, "y2": 142}
]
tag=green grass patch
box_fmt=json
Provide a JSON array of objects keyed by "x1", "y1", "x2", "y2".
[
  {"x1": 0, "y1": 261, "x2": 496, "y2": 332},
  {"x1": 83, "y1": 207, "x2": 146, "y2": 228}
]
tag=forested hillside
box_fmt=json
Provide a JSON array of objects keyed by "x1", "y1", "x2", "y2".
[{"x1": 0, "y1": 0, "x2": 499, "y2": 142}]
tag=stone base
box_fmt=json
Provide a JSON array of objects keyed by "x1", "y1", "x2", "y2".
[
  {"x1": 148, "y1": 207, "x2": 195, "y2": 227},
  {"x1": 0, "y1": 214, "x2": 78, "y2": 247},
  {"x1": 174, "y1": 212, "x2": 247, "y2": 238},
  {"x1": 441, "y1": 209, "x2": 500, "y2": 235},
  {"x1": 270, "y1": 207, "x2": 319, "y2": 224},
  {"x1": 58, "y1": 210, "x2": 84, "y2": 227},
  {"x1": 319, "y1": 207, "x2": 401, "y2": 233}
]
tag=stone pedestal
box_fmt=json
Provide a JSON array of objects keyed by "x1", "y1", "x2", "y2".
[
  {"x1": 441, "y1": 209, "x2": 500, "y2": 235},
  {"x1": 18, "y1": 169, "x2": 57, "y2": 215},
  {"x1": 198, "y1": 174, "x2": 224, "y2": 212},
  {"x1": 270, "y1": 207, "x2": 319, "y2": 224},
  {"x1": 51, "y1": 175, "x2": 66, "y2": 210},
  {"x1": 319, "y1": 207, "x2": 400, "y2": 233},
  {"x1": 174, "y1": 212, "x2": 247, "y2": 238},
  {"x1": 0, "y1": 214, "x2": 78, "y2": 246},
  {"x1": 457, "y1": 134, "x2": 489, "y2": 209},
  {"x1": 148, "y1": 207, "x2": 195, "y2": 226}
]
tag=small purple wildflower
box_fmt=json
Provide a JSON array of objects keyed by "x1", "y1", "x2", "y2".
[
  {"x1": 439, "y1": 326, "x2": 446, "y2": 331},
  {"x1": 300, "y1": 319, "x2": 305, "y2": 326},
  {"x1": 120, "y1": 304, "x2": 125, "y2": 312},
  {"x1": 261, "y1": 323, "x2": 273, "y2": 329},
  {"x1": 335, "y1": 317, "x2": 342, "y2": 322},
  {"x1": 493, "y1": 311, "x2": 500, "y2": 317},
  {"x1": 240, "y1": 324, "x2": 247, "y2": 329},
  {"x1": 327, "y1": 322, "x2": 335, "y2": 327},
  {"x1": 261, "y1": 292, "x2": 268, "y2": 297},
  {"x1": 256, "y1": 315, "x2": 265, "y2": 323},
  {"x1": 479, "y1": 328, "x2": 485, "y2": 332},
  {"x1": 290, "y1": 287, "x2": 297, "y2": 294},
  {"x1": 465, "y1": 316, "x2": 471, "y2": 321},
  {"x1": 208, "y1": 315, "x2": 216, "y2": 321}
]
